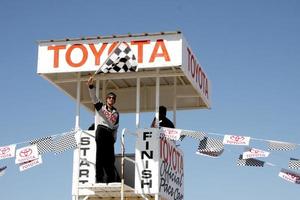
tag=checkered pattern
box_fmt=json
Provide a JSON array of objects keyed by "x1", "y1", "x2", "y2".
[
  {"x1": 197, "y1": 137, "x2": 224, "y2": 154},
  {"x1": 95, "y1": 42, "x2": 137, "y2": 74},
  {"x1": 237, "y1": 155, "x2": 265, "y2": 167},
  {"x1": 54, "y1": 131, "x2": 78, "y2": 154},
  {"x1": 196, "y1": 150, "x2": 224, "y2": 158},
  {"x1": 289, "y1": 158, "x2": 300, "y2": 170},
  {"x1": 181, "y1": 130, "x2": 206, "y2": 140},
  {"x1": 268, "y1": 140, "x2": 297, "y2": 151},
  {"x1": 30, "y1": 136, "x2": 54, "y2": 154}
]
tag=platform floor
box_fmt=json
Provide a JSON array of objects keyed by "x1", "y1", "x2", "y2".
[{"x1": 78, "y1": 183, "x2": 154, "y2": 200}]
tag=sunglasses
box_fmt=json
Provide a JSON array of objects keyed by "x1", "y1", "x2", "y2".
[{"x1": 107, "y1": 96, "x2": 116, "y2": 100}]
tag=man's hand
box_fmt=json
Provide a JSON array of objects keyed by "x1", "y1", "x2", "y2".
[{"x1": 87, "y1": 76, "x2": 94, "y2": 86}]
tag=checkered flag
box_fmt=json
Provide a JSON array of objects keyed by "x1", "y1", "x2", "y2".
[
  {"x1": 196, "y1": 137, "x2": 224, "y2": 157},
  {"x1": 181, "y1": 130, "x2": 206, "y2": 140},
  {"x1": 289, "y1": 158, "x2": 300, "y2": 170},
  {"x1": 54, "y1": 131, "x2": 78, "y2": 154},
  {"x1": 237, "y1": 155, "x2": 265, "y2": 167},
  {"x1": 30, "y1": 136, "x2": 54, "y2": 154},
  {"x1": 95, "y1": 42, "x2": 137, "y2": 74},
  {"x1": 267, "y1": 140, "x2": 297, "y2": 151}
]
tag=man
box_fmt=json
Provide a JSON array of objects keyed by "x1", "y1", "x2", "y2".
[
  {"x1": 151, "y1": 106, "x2": 175, "y2": 128},
  {"x1": 87, "y1": 76, "x2": 120, "y2": 184}
]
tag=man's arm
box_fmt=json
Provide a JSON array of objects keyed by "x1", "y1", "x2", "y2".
[{"x1": 87, "y1": 76, "x2": 103, "y2": 110}]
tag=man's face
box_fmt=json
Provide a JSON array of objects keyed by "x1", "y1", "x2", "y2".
[{"x1": 106, "y1": 95, "x2": 116, "y2": 106}]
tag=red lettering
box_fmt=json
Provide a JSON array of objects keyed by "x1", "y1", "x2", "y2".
[
  {"x1": 149, "y1": 39, "x2": 170, "y2": 62},
  {"x1": 89, "y1": 43, "x2": 107, "y2": 65},
  {"x1": 131, "y1": 40, "x2": 150, "y2": 63},
  {"x1": 47, "y1": 45, "x2": 66, "y2": 68},
  {"x1": 66, "y1": 44, "x2": 88, "y2": 67}
]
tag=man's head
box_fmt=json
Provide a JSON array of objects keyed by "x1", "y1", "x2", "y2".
[
  {"x1": 106, "y1": 92, "x2": 117, "y2": 107},
  {"x1": 159, "y1": 106, "x2": 167, "y2": 117}
]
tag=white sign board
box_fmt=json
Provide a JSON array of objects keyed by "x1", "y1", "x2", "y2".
[
  {"x1": 38, "y1": 35, "x2": 182, "y2": 73},
  {"x1": 135, "y1": 128, "x2": 184, "y2": 200},
  {"x1": 19, "y1": 156, "x2": 43, "y2": 171},
  {"x1": 71, "y1": 130, "x2": 96, "y2": 196},
  {"x1": 15, "y1": 145, "x2": 39, "y2": 164},
  {"x1": 223, "y1": 134, "x2": 251, "y2": 146},
  {"x1": 0, "y1": 144, "x2": 16, "y2": 160}
]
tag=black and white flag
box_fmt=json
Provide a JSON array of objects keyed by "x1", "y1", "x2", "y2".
[
  {"x1": 181, "y1": 130, "x2": 206, "y2": 140},
  {"x1": 54, "y1": 131, "x2": 78, "y2": 154},
  {"x1": 30, "y1": 136, "x2": 54, "y2": 154},
  {"x1": 268, "y1": 140, "x2": 297, "y2": 151},
  {"x1": 95, "y1": 42, "x2": 137, "y2": 74},
  {"x1": 196, "y1": 137, "x2": 224, "y2": 158},
  {"x1": 288, "y1": 158, "x2": 300, "y2": 170},
  {"x1": 237, "y1": 155, "x2": 265, "y2": 167}
]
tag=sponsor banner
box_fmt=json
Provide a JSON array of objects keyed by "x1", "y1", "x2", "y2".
[
  {"x1": 0, "y1": 144, "x2": 16, "y2": 160},
  {"x1": 242, "y1": 148, "x2": 270, "y2": 159},
  {"x1": 181, "y1": 37, "x2": 210, "y2": 108},
  {"x1": 135, "y1": 128, "x2": 160, "y2": 194},
  {"x1": 159, "y1": 136, "x2": 184, "y2": 200},
  {"x1": 223, "y1": 135, "x2": 250, "y2": 146},
  {"x1": 19, "y1": 156, "x2": 42, "y2": 172},
  {"x1": 15, "y1": 145, "x2": 39, "y2": 164},
  {"x1": 38, "y1": 34, "x2": 182, "y2": 73},
  {"x1": 160, "y1": 127, "x2": 181, "y2": 141},
  {"x1": 278, "y1": 168, "x2": 300, "y2": 184}
]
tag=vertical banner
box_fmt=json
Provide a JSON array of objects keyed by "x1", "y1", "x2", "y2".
[
  {"x1": 159, "y1": 135, "x2": 184, "y2": 200},
  {"x1": 135, "y1": 129, "x2": 160, "y2": 194},
  {"x1": 135, "y1": 128, "x2": 184, "y2": 199},
  {"x1": 72, "y1": 130, "x2": 96, "y2": 196}
]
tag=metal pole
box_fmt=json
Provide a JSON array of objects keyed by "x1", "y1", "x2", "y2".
[
  {"x1": 173, "y1": 77, "x2": 177, "y2": 127},
  {"x1": 155, "y1": 76, "x2": 160, "y2": 127},
  {"x1": 121, "y1": 128, "x2": 127, "y2": 200},
  {"x1": 136, "y1": 77, "x2": 141, "y2": 128},
  {"x1": 75, "y1": 73, "x2": 81, "y2": 130},
  {"x1": 72, "y1": 73, "x2": 81, "y2": 200}
]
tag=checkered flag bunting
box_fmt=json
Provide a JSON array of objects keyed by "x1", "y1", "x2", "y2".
[
  {"x1": 267, "y1": 140, "x2": 297, "y2": 151},
  {"x1": 237, "y1": 155, "x2": 265, "y2": 167},
  {"x1": 30, "y1": 136, "x2": 54, "y2": 154},
  {"x1": 181, "y1": 130, "x2": 206, "y2": 140},
  {"x1": 54, "y1": 131, "x2": 78, "y2": 154},
  {"x1": 95, "y1": 42, "x2": 137, "y2": 74},
  {"x1": 289, "y1": 158, "x2": 300, "y2": 170},
  {"x1": 196, "y1": 137, "x2": 224, "y2": 157}
]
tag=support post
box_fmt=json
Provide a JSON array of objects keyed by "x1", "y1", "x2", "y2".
[
  {"x1": 136, "y1": 77, "x2": 141, "y2": 128},
  {"x1": 155, "y1": 76, "x2": 160, "y2": 127}
]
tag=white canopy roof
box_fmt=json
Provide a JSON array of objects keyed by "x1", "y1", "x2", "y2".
[{"x1": 37, "y1": 31, "x2": 211, "y2": 113}]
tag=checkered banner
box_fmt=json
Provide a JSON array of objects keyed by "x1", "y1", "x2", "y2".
[
  {"x1": 54, "y1": 131, "x2": 78, "y2": 154},
  {"x1": 267, "y1": 140, "x2": 297, "y2": 151},
  {"x1": 95, "y1": 42, "x2": 138, "y2": 74},
  {"x1": 196, "y1": 137, "x2": 224, "y2": 158},
  {"x1": 181, "y1": 130, "x2": 206, "y2": 140},
  {"x1": 288, "y1": 158, "x2": 300, "y2": 170},
  {"x1": 278, "y1": 168, "x2": 300, "y2": 184},
  {"x1": 30, "y1": 136, "x2": 54, "y2": 154},
  {"x1": 237, "y1": 155, "x2": 265, "y2": 167}
]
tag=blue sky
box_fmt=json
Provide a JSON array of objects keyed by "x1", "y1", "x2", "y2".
[{"x1": 0, "y1": 0, "x2": 300, "y2": 199}]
